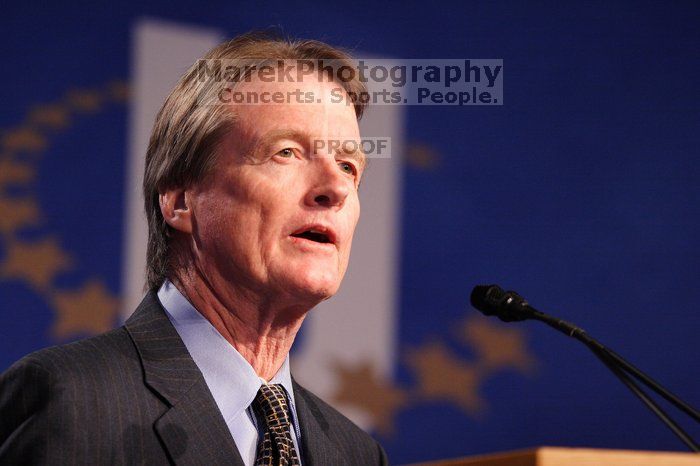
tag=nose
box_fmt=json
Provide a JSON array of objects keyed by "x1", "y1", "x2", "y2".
[{"x1": 304, "y1": 157, "x2": 351, "y2": 209}]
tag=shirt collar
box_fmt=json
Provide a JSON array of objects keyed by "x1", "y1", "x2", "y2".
[{"x1": 157, "y1": 279, "x2": 297, "y2": 424}]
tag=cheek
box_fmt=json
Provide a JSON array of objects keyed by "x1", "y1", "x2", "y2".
[
  {"x1": 194, "y1": 190, "x2": 249, "y2": 251},
  {"x1": 348, "y1": 195, "x2": 361, "y2": 231},
  {"x1": 340, "y1": 200, "x2": 361, "y2": 253}
]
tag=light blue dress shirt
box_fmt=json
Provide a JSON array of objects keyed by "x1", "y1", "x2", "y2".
[{"x1": 157, "y1": 280, "x2": 303, "y2": 465}]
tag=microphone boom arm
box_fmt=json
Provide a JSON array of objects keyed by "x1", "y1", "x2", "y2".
[
  {"x1": 528, "y1": 308, "x2": 700, "y2": 424},
  {"x1": 470, "y1": 284, "x2": 700, "y2": 452}
]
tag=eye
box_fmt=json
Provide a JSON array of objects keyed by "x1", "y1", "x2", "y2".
[
  {"x1": 277, "y1": 148, "x2": 295, "y2": 158},
  {"x1": 338, "y1": 161, "x2": 357, "y2": 176}
]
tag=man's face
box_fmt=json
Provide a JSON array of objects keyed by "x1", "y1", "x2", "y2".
[{"x1": 187, "y1": 72, "x2": 363, "y2": 304}]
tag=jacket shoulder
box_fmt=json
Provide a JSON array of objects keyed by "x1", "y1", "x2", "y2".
[
  {"x1": 16, "y1": 326, "x2": 138, "y2": 379},
  {"x1": 0, "y1": 326, "x2": 144, "y2": 429},
  {"x1": 0, "y1": 327, "x2": 165, "y2": 463}
]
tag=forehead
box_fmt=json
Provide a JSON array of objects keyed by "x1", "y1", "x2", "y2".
[{"x1": 227, "y1": 72, "x2": 361, "y2": 142}]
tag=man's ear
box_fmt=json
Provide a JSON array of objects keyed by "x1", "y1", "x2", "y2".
[{"x1": 159, "y1": 188, "x2": 193, "y2": 234}]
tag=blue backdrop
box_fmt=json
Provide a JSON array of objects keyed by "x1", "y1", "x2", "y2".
[{"x1": 1, "y1": 1, "x2": 699, "y2": 463}]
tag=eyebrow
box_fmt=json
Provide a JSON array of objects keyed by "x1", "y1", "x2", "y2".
[
  {"x1": 249, "y1": 129, "x2": 367, "y2": 170},
  {"x1": 248, "y1": 129, "x2": 309, "y2": 162}
]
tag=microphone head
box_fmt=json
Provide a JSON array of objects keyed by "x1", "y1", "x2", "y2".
[
  {"x1": 470, "y1": 284, "x2": 532, "y2": 322},
  {"x1": 470, "y1": 284, "x2": 505, "y2": 314}
]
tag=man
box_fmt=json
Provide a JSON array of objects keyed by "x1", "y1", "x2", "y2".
[{"x1": 0, "y1": 32, "x2": 388, "y2": 465}]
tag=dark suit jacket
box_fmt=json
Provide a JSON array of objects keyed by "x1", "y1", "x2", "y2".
[{"x1": 0, "y1": 291, "x2": 388, "y2": 465}]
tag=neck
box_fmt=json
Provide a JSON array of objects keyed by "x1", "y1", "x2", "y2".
[{"x1": 169, "y1": 268, "x2": 310, "y2": 381}]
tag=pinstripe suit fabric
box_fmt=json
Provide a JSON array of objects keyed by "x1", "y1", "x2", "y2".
[{"x1": 0, "y1": 291, "x2": 389, "y2": 465}]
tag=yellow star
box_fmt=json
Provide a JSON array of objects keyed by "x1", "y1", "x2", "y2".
[
  {"x1": 0, "y1": 197, "x2": 41, "y2": 234},
  {"x1": 331, "y1": 360, "x2": 408, "y2": 435},
  {"x1": 51, "y1": 280, "x2": 119, "y2": 339},
  {"x1": 406, "y1": 143, "x2": 440, "y2": 169},
  {"x1": 1, "y1": 127, "x2": 47, "y2": 153},
  {"x1": 65, "y1": 89, "x2": 102, "y2": 113},
  {"x1": 106, "y1": 81, "x2": 129, "y2": 102},
  {"x1": 405, "y1": 342, "x2": 485, "y2": 416},
  {"x1": 28, "y1": 104, "x2": 71, "y2": 129},
  {"x1": 458, "y1": 315, "x2": 538, "y2": 374},
  {"x1": 0, "y1": 237, "x2": 73, "y2": 290},
  {"x1": 0, "y1": 158, "x2": 35, "y2": 188}
]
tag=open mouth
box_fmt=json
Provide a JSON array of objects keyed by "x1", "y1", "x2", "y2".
[{"x1": 291, "y1": 229, "x2": 332, "y2": 244}]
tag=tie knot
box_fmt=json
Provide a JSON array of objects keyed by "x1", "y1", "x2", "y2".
[{"x1": 253, "y1": 384, "x2": 291, "y2": 428}]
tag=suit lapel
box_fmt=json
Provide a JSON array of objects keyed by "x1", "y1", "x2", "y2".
[
  {"x1": 293, "y1": 381, "x2": 347, "y2": 466},
  {"x1": 125, "y1": 292, "x2": 244, "y2": 465}
]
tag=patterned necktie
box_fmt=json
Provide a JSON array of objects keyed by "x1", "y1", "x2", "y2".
[{"x1": 252, "y1": 384, "x2": 301, "y2": 466}]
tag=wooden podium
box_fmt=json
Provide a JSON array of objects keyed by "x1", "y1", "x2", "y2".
[{"x1": 408, "y1": 447, "x2": 700, "y2": 466}]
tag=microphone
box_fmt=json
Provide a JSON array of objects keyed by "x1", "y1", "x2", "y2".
[
  {"x1": 471, "y1": 284, "x2": 593, "y2": 338},
  {"x1": 470, "y1": 283, "x2": 700, "y2": 452},
  {"x1": 470, "y1": 284, "x2": 532, "y2": 322}
]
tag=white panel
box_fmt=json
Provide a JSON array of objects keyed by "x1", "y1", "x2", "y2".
[
  {"x1": 292, "y1": 71, "x2": 404, "y2": 429},
  {"x1": 122, "y1": 19, "x2": 222, "y2": 318}
]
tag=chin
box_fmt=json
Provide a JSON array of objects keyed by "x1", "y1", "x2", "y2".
[{"x1": 286, "y1": 270, "x2": 341, "y2": 302}]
